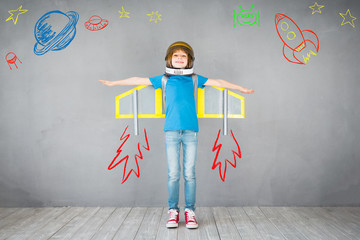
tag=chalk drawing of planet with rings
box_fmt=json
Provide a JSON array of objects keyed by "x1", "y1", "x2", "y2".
[{"x1": 34, "y1": 10, "x2": 79, "y2": 55}]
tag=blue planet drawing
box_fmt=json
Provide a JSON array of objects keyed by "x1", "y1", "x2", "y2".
[{"x1": 34, "y1": 10, "x2": 79, "y2": 55}]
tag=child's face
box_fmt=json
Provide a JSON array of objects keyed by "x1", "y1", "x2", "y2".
[{"x1": 171, "y1": 50, "x2": 188, "y2": 69}]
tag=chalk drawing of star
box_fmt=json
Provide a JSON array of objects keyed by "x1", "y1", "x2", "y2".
[
  {"x1": 339, "y1": 9, "x2": 356, "y2": 28},
  {"x1": 6, "y1": 5, "x2": 28, "y2": 25},
  {"x1": 147, "y1": 11, "x2": 162, "y2": 23},
  {"x1": 309, "y1": 2, "x2": 324, "y2": 14},
  {"x1": 118, "y1": 6, "x2": 130, "y2": 18}
]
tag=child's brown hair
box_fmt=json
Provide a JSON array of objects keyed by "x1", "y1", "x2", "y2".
[{"x1": 165, "y1": 41, "x2": 195, "y2": 69}]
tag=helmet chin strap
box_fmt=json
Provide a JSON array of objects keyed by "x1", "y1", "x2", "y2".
[{"x1": 165, "y1": 67, "x2": 194, "y2": 76}]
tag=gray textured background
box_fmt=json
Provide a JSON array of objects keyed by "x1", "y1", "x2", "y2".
[{"x1": 0, "y1": 0, "x2": 359, "y2": 207}]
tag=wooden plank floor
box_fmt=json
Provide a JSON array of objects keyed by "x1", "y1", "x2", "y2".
[{"x1": 0, "y1": 207, "x2": 360, "y2": 240}]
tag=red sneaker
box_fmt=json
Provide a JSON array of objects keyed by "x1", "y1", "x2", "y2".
[
  {"x1": 166, "y1": 209, "x2": 179, "y2": 228},
  {"x1": 185, "y1": 209, "x2": 198, "y2": 229}
]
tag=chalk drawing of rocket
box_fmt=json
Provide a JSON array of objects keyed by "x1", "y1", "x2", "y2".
[{"x1": 275, "y1": 13, "x2": 319, "y2": 65}]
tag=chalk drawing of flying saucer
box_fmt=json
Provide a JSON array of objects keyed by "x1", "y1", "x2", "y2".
[
  {"x1": 84, "y1": 15, "x2": 109, "y2": 31},
  {"x1": 34, "y1": 10, "x2": 79, "y2": 56}
]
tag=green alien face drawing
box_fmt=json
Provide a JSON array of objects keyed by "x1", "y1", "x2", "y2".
[{"x1": 233, "y1": 5, "x2": 260, "y2": 27}]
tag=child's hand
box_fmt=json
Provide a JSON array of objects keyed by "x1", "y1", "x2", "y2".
[
  {"x1": 99, "y1": 80, "x2": 115, "y2": 86},
  {"x1": 241, "y1": 88, "x2": 255, "y2": 94}
]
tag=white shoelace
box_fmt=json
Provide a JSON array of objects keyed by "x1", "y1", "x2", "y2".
[
  {"x1": 168, "y1": 210, "x2": 178, "y2": 221},
  {"x1": 185, "y1": 210, "x2": 196, "y2": 222}
]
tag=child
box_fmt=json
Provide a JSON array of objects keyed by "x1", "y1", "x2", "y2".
[{"x1": 99, "y1": 41, "x2": 254, "y2": 229}]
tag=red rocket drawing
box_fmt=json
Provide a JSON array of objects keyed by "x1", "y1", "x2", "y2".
[{"x1": 275, "y1": 13, "x2": 319, "y2": 65}]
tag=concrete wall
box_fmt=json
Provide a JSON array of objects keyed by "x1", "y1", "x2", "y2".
[{"x1": 0, "y1": 0, "x2": 359, "y2": 207}]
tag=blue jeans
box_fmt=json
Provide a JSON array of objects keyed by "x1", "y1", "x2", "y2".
[{"x1": 165, "y1": 130, "x2": 198, "y2": 211}]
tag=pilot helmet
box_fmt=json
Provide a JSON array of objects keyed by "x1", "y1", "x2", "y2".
[{"x1": 165, "y1": 41, "x2": 195, "y2": 69}]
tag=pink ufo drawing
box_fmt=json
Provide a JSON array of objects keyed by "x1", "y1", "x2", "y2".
[{"x1": 84, "y1": 15, "x2": 109, "y2": 31}]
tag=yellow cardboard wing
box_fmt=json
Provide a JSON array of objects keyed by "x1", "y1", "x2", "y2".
[{"x1": 115, "y1": 85, "x2": 245, "y2": 119}]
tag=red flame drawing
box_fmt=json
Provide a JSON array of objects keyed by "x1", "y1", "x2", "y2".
[
  {"x1": 212, "y1": 129, "x2": 241, "y2": 182},
  {"x1": 108, "y1": 126, "x2": 150, "y2": 183}
]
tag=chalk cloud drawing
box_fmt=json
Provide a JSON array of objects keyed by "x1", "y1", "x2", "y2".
[
  {"x1": 147, "y1": 11, "x2": 162, "y2": 23},
  {"x1": 108, "y1": 126, "x2": 150, "y2": 184},
  {"x1": 5, "y1": 52, "x2": 22, "y2": 70},
  {"x1": 339, "y1": 9, "x2": 356, "y2": 28},
  {"x1": 6, "y1": 5, "x2": 28, "y2": 25},
  {"x1": 34, "y1": 10, "x2": 79, "y2": 56},
  {"x1": 118, "y1": 6, "x2": 130, "y2": 18},
  {"x1": 212, "y1": 129, "x2": 241, "y2": 182},
  {"x1": 233, "y1": 4, "x2": 260, "y2": 27},
  {"x1": 309, "y1": 2, "x2": 324, "y2": 14},
  {"x1": 275, "y1": 13, "x2": 319, "y2": 65},
  {"x1": 84, "y1": 15, "x2": 109, "y2": 31}
]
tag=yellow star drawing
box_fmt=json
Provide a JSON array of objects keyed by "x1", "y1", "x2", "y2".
[
  {"x1": 339, "y1": 9, "x2": 356, "y2": 28},
  {"x1": 6, "y1": 5, "x2": 28, "y2": 25},
  {"x1": 309, "y1": 2, "x2": 324, "y2": 14},
  {"x1": 118, "y1": 6, "x2": 130, "y2": 18},
  {"x1": 147, "y1": 11, "x2": 162, "y2": 23}
]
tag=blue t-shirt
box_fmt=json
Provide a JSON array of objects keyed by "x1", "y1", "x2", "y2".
[{"x1": 149, "y1": 74, "x2": 208, "y2": 132}]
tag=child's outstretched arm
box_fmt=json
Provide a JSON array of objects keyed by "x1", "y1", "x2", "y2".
[
  {"x1": 99, "y1": 77, "x2": 152, "y2": 86},
  {"x1": 204, "y1": 79, "x2": 254, "y2": 94}
]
